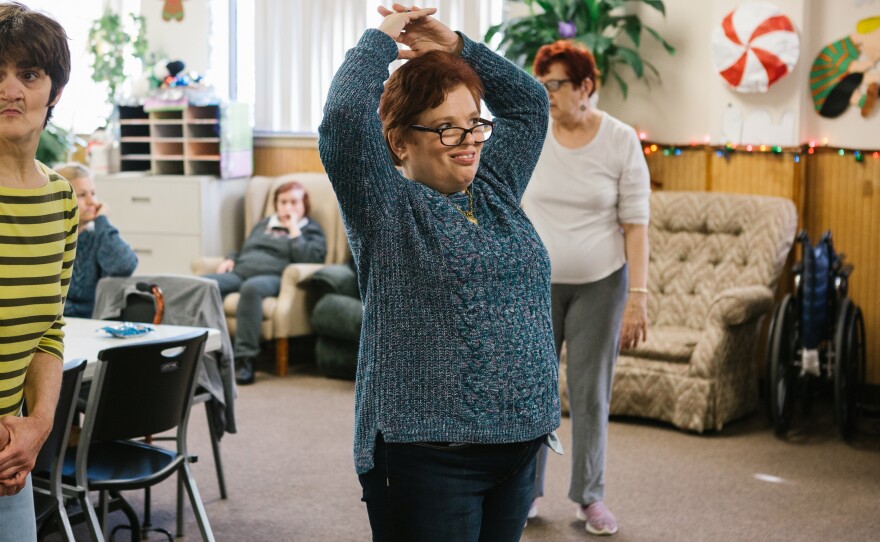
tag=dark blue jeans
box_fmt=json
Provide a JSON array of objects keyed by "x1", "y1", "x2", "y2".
[{"x1": 359, "y1": 433, "x2": 543, "y2": 542}]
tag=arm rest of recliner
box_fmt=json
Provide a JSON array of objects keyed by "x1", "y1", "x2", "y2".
[
  {"x1": 191, "y1": 256, "x2": 225, "y2": 276},
  {"x1": 688, "y1": 285, "x2": 774, "y2": 381},
  {"x1": 708, "y1": 285, "x2": 774, "y2": 327},
  {"x1": 273, "y1": 263, "x2": 327, "y2": 338}
]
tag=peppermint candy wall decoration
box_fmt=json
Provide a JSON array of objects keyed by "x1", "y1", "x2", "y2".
[{"x1": 712, "y1": 2, "x2": 800, "y2": 93}]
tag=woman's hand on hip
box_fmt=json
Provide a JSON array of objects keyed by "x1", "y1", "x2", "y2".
[
  {"x1": 377, "y1": 4, "x2": 461, "y2": 59},
  {"x1": 620, "y1": 294, "x2": 648, "y2": 351}
]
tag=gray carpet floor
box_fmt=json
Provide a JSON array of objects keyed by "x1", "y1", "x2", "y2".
[{"x1": 50, "y1": 363, "x2": 880, "y2": 541}]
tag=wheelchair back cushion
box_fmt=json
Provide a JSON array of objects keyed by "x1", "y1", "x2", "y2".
[
  {"x1": 800, "y1": 233, "x2": 834, "y2": 348},
  {"x1": 648, "y1": 192, "x2": 797, "y2": 330}
]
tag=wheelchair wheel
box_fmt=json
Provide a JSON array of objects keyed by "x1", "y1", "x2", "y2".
[
  {"x1": 769, "y1": 294, "x2": 799, "y2": 435},
  {"x1": 834, "y1": 299, "x2": 866, "y2": 440}
]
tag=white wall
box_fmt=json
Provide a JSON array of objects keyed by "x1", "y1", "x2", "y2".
[
  {"x1": 596, "y1": 0, "x2": 879, "y2": 148},
  {"x1": 140, "y1": 0, "x2": 211, "y2": 76}
]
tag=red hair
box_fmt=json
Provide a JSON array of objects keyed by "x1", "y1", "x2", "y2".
[
  {"x1": 533, "y1": 40, "x2": 600, "y2": 97},
  {"x1": 379, "y1": 50, "x2": 484, "y2": 166},
  {"x1": 274, "y1": 181, "x2": 310, "y2": 216}
]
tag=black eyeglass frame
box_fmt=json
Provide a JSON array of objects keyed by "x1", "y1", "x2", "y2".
[
  {"x1": 539, "y1": 79, "x2": 572, "y2": 92},
  {"x1": 409, "y1": 119, "x2": 495, "y2": 147}
]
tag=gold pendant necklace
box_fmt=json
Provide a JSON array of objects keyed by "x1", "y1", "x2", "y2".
[{"x1": 451, "y1": 187, "x2": 478, "y2": 225}]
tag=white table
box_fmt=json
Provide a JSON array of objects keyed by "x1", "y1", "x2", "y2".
[{"x1": 64, "y1": 317, "x2": 221, "y2": 380}]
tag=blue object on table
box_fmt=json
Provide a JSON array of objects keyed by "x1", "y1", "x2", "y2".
[{"x1": 100, "y1": 323, "x2": 155, "y2": 338}]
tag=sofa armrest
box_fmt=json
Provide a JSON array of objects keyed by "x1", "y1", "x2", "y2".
[
  {"x1": 272, "y1": 263, "x2": 327, "y2": 338},
  {"x1": 687, "y1": 285, "x2": 774, "y2": 380},
  {"x1": 191, "y1": 256, "x2": 225, "y2": 276},
  {"x1": 708, "y1": 285, "x2": 774, "y2": 327}
]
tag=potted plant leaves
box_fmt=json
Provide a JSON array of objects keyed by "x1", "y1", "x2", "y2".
[{"x1": 485, "y1": 0, "x2": 675, "y2": 98}]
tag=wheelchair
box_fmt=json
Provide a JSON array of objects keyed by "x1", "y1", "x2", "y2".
[{"x1": 766, "y1": 230, "x2": 867, "y2": 439}]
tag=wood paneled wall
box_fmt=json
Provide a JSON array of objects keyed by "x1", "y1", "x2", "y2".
[
  {"x1": 256, "y1": 140, "x2": 878, "y2": 383},
  {"x1": 254, "y1": 144, "x2": 325, "y2": 176},
  {"x1": 805, "y1": 151, "x2": 880, "y2": 384}
]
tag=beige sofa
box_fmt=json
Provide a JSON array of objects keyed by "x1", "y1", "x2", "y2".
[
  {"x1": 192, "y1": 173, "x2": 349, "y2": 376},
  {"x1": 563, "y1": 191, "x2": 797, "y2": 432}
]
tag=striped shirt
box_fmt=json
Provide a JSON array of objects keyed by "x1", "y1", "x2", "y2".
[{"x1": 0, "y1": 162, "x2": 78, "y2": 416}]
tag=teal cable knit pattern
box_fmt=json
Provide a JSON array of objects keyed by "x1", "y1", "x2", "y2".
[{"x1": 319, "y1": 30, "x2": 560, "y2": 474}]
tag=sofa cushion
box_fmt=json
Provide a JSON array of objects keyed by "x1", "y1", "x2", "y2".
[
  {"x1": 623, "y1": 325, "x2": 701, "y2": 363},
  {"x1": 311, "y1": 293, "x2": 363, "y2": 342},
  {"x1": 309, "y1": 264, "x2": 360, "y2": 299}
]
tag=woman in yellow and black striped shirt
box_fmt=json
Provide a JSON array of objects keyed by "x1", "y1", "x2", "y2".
[{"x1": 0, "y1": 4, "x2": 76, "y2": 540}]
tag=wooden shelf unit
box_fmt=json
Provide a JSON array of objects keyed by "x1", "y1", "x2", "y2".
[{"x1": 118, "y1": 103, "x2": 252, "y2": 178}]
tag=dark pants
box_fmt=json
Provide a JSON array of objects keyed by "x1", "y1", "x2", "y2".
[
  {"x1": 359, "y1": 433, "x2": 543, "y2": 542},
  {"x1": 204, "y1": 272, "x2": 281, "y2": 359}
]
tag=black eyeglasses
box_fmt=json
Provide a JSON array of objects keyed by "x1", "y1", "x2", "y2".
[
  {"x1": 410, "y1": 119, "x2": 494, "y2": 146},
  {"x1": 539, "y1": 79, "x2": 571, "y2": 92}
]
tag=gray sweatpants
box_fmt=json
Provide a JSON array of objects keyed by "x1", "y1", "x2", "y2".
[
  {"x1": 533, "y1": 265, "x2": 627, "y2": 505},
  {"x1": 204, "y1": 272, "x2": 281, "y2": 359}
]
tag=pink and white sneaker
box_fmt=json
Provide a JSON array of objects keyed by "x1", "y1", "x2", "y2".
[{"x1": 576, "y1": 501, "x2": 619, "y2": 536}]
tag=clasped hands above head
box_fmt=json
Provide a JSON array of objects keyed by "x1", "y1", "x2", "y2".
[{"x1": 376, "y1": 4, "x2": 461, "y2": 59}]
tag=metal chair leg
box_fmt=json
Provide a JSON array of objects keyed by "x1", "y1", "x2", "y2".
[{"x1": 204, "y1": 400, "x2": 228, "y2": 499}]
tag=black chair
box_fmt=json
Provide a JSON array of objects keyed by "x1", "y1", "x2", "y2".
[
  {"x1": 31, "y1": 358, "x2": 88, "y2": 542},
  {"x1": 62, "y1": 331, "x2": 215, "y2": 541},
  {"x1": 109, "y1": 281, "x2": 229, "y2": 501}
]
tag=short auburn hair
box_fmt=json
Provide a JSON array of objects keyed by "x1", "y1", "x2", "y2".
[
  {"x1": 274, "y1": 181, "x2": 310, "y2": 216},
  {"x1": 0, "y1": 2, "x2": 71, "y2": 126},
  {"x1": 379, "y1": 50, "x2": 484, "y2": 166},
  {"x1": 533, "y1": 40, "x2": 600, "y2": 97}
]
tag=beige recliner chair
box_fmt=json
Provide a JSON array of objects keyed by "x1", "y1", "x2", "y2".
[
  {"x1": 607, "y1": 191, "x2": 798, "y2": 431},
  {"x1": 192, "y1": 173, "x2": 349, "y2": 376}
]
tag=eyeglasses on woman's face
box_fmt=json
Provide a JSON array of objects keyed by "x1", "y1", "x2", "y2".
[
  {"x1": 409, "y1": 119, "x2": 494, "y2": 147},
  {"x1": 539, "y1": 79, "x2": 572, "y2": 92}
]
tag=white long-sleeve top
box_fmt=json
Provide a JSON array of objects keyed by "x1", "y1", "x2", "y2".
[{"x1": 522, "y1": 113, "x2": 651, "y2": 284}]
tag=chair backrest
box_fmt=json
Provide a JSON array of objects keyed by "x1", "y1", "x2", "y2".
[
  {"x1": 117, "y1": 282, "x2": 164, "y2": 325},
  {"x1": 33, "y1": 358, "x2": 87, "y2": 475},
  {"x1": 245, "y1": 173, "x2": 349, "y2": 265},
  {"x1": 84, "y1": 331, "x2": 208, "y2": 443},
  {"x1": 648, "y1": 191, "x2": 798, "y2": 330},
  {"x1": 800, "y1": 231, "x2": 836, "y2": 347}
]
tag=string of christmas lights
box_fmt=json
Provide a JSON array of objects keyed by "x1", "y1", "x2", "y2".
[{"x1": 638, "y1": 133, "x2": 879, "y2": 163}]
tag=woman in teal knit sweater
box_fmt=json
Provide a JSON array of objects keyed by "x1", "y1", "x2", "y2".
[{"x1": 319, "y1": 6, "x2": 559, "y2": 540}]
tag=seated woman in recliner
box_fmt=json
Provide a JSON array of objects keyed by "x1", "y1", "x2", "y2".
[{"x1": 204, "y1": 181, "x2": 326, "y2": 385}]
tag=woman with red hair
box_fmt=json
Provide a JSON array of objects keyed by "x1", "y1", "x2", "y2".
[
  {"x1": 522, "y1": 40, "x2": 651, "y2": 536},
  {"x1": 319, "y1": 4, "x2": 560, "y2": 541},
  {"x1": 204, "y1": 181, "x2": 326, "y2": 384}
]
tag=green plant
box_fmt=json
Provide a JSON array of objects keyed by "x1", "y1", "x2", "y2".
[
  {"x1": 485, "y1": 0, "x2": 675, "y2": 98},
  {"x1": 36, "y1": 123, "x2": 76, "y2": 167},
  {"x1": 87, "y1": 10, "x2": 148, "y2": 104}
]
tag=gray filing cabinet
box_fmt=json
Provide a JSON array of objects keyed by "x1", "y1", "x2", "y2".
[{"x1": 93, "y1": 174, "x2": 248, "y2": 275}]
